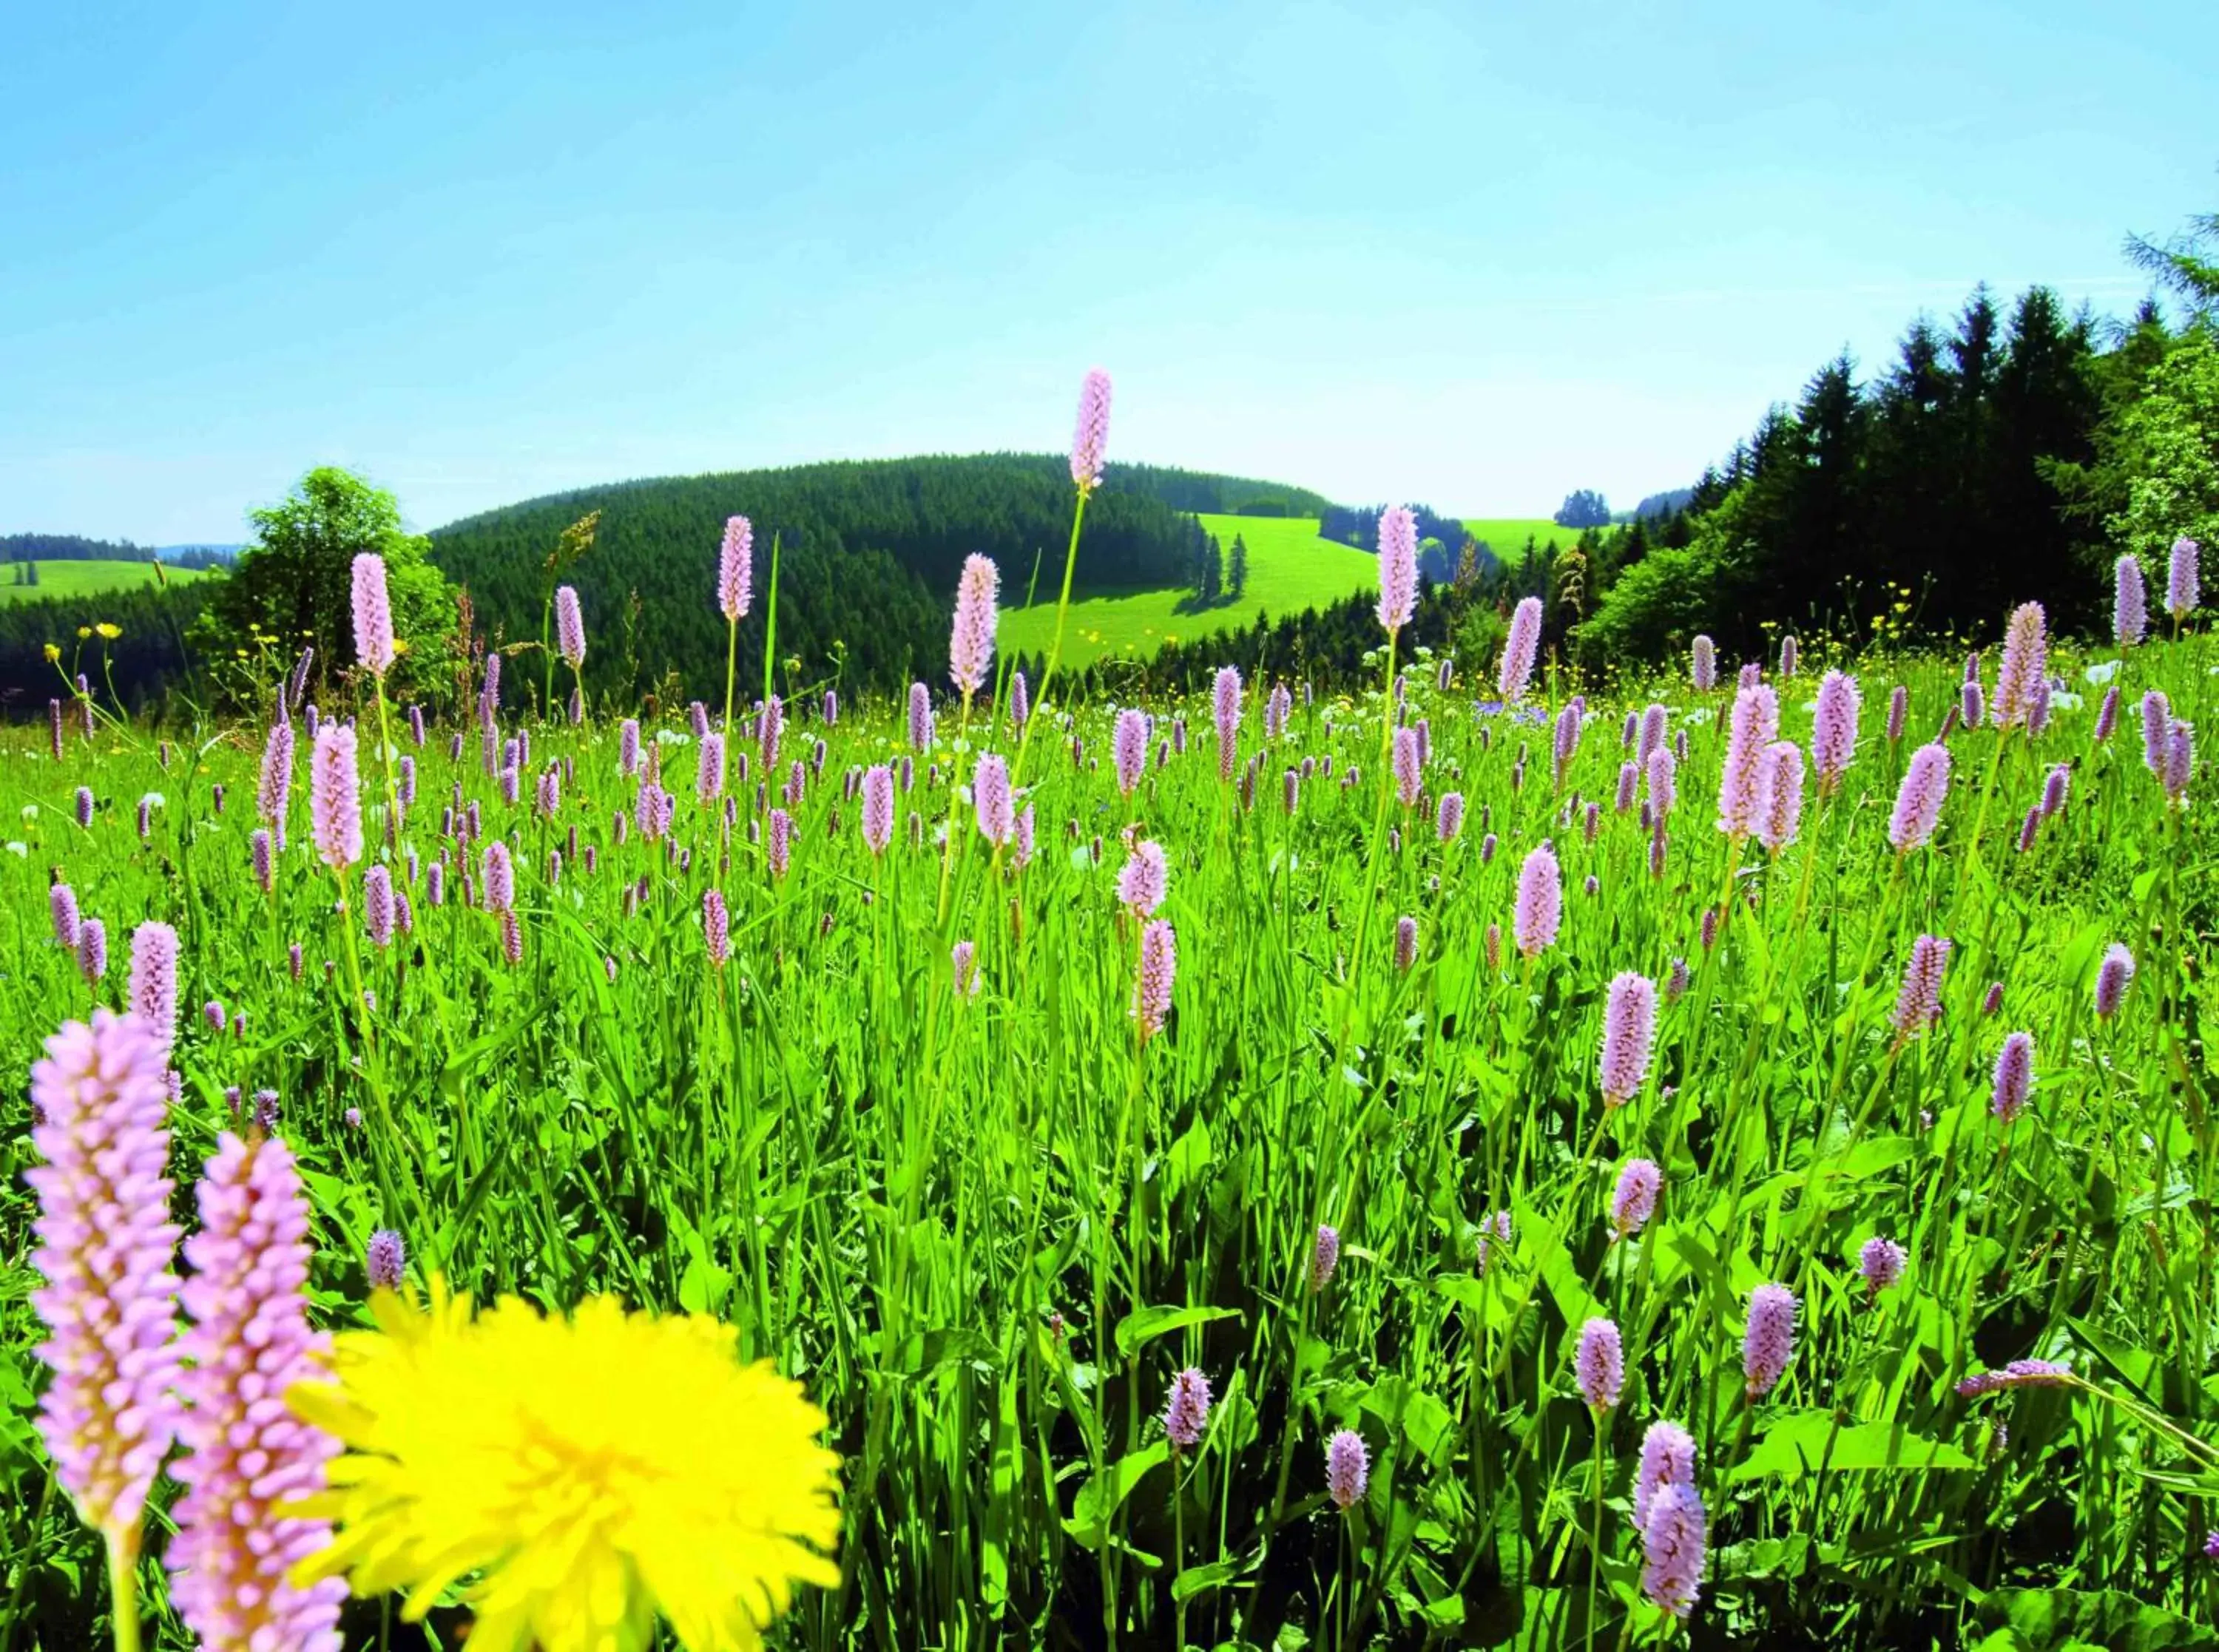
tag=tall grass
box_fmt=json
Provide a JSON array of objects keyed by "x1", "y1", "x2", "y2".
[{"x1": 0, "y1": 583, "x2": 2212, "y2": 1648}]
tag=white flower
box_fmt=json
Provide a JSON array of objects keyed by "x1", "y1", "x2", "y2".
[
  {"x1": 4, "y1": 842, "x2": 25, "y2": 857},
  {"x1": 19, "y1": 804, "x2": 38, "y2": 820},
  {"x1": 2084, "y1": 660, "x2": 2121, "y2": 685},
  {"x1": 2047, "y1": 691, "x2": 2083, "y2": 712}
]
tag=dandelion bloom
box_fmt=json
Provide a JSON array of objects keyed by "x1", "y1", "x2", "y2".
[
  {"x1": 973, "y1": 753, "x2": 1015, "y2": 846},
  {"x1": 1634, "y1": 1420, "x2": 1696, "y2": 1533},
  {"x1": 1499, "y1": 596, "x2": 1542, "y2": 702},
  {"x1": 2115, "y1": 554, "x2": 2148, "y2": 645},
  {"x1": 1887, "y1": 742, "x2": 1951, "y2": 853},
  {"x1": 288, "y1": 1281, "x2": 841, "y2": 1652},
  {"x1": 1376, "y1": 505, "x2": 1418, "y2": 634},
  {"x1": 1574, "y1": 1317, "x2": 1624, "y2": 1410},
  {"x1": 1743, "y1": 1282, "x2": 1796, "y2": 1398},
  {"x1": 1161, "y1": 1367, "x2": 1210, "y2": 1448},
  {"x1": 1325, "y1": 1429, "x2": 1369, "y2": 1511},
  {"x1": 1213, "y1": 666, "x2": 1242, "y2": 782},
  {"x1": 554, "y1": 584, "x2": 586, "y2": 669},
  {"x1": 128, "y1": 920, "x2": 180, "y2": 1054},
  {"x1": 1113, "y1": 708, "x2": 1147, "y2": 796},
  {"x1": 1890, "y1": 934, "x2": 1951, "y2": 1042},
  {"x1": 1512, "y1": 842, "x2": 1561, "y2": 959},
  {"x1": 1118, "y1": 839, "x2": 1168, "y2": 918},
  {"x1": 1991, "y1": 602, "x2": 2047, "y2": 728},
  {"x1": 1134, "y1": 920, "x2": 1176, "y2": 1041},
  {"x1": 948, "y1": 553, "x2": 999, "y2": 699},
  {"x1": 1641, "y1": 1482, "x2": 1708, "y2": 1619},
  {"x1": 351, "y1": 553, "x2": 396, "y2": 676},
  {"x1": 1811, "y1": 670, "x2": 1860, "y2": 791},
  {"x1": 2169, "y1": 535, "x2": 2200, "y2": 619},
  {"x1": 1990, "y1": 1030, "x2": 2035, "y2": 1122},
  {"x1": 2093, "y1": 942, "x2": 2135, "y2": 1019},
  {"x1": 1308, "y1": 1225, "x2": 1340, "y2": 1292},
  {"x1": 1070, "y1": 368, "x2": 1112, "y2": 492},
  {"x1": 1598, "y1": 971, "x2": 1657, "y2": 1105},
  {"x1": 1689, "y1": 634, "x2": 1716, "y2": 693},
  {"x1": 310, "y1": 723, "x2": 364, "y2": 871},
  {"x1": 1715, "y1": 683, "x2": 1780, "y2": 838},
  {"x1": 169, "y1": 1133, "x2": 348, "y2": 1649},
  {"x1": 718, "y1": 515, "x2": 753, "y2": 622},
  {"x1": 25, "y1": 1011, "x2": 183, "y2": 1547},
  {"x1": 1859, "y1": 1235, "x2": 1907, "y2": 1296},
  {"x1": 1611, "y1": 1158, "x2": 1661, "y2": 1238}
]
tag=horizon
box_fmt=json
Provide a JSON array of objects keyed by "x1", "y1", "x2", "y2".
[{"x1": 3, "y1": 0, "x2": 2212, "y2": 544}]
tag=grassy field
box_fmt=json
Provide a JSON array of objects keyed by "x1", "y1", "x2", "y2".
[
  {"x1": 1, "y1": 549, "x2": 2214, "y2": 1648},
  {"x1": 0, "y1": 559, "x2": 215, "y2": 606},
  {"x1": 1001, "y1": 514, "x2": 1379, "y2": 668},
  {"x1": 1001, "y1": 515, "x2": 1581, "y2": 671}
]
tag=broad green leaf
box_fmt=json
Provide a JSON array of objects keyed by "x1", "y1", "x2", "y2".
[
  {"x1": 1115, "y1": 1303, "x2": 1239, "y2": 1359},
  {"x1": 1731, "y1": 1410, "x2": 1975, "y2": 1481}
]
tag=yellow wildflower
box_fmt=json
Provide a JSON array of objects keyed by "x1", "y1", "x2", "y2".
[
  {"x1": 43, "y1": 643, "x2": 59, "y2": 663},
  {"x1": 288, "y1": 1280, "x2": 841, "y2": 1651},
  {"x1": 94, "y1": 623, "x2": 122, "y2": 640}
]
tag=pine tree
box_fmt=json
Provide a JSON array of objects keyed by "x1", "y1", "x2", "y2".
[{"x1": 1228, "y1": 534, "x2": 1249, "y2": 600}]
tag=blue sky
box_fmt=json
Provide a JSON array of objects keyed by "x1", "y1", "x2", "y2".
[{"x1": 3, "y1": 0, "x2": 2212, "y2": 544}]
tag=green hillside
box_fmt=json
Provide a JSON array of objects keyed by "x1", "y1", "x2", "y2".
[
  {"x1": 1001, "y1": 514, "x2": 1379, "y2": 669},
  {"x1": 0, "y1": 559, "x2": 215, "y2": 607},
  {"x1": 1456, "y1": 517, "x2": 1581, "y2": 561}
]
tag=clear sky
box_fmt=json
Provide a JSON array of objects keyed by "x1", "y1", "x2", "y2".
[{"x1": 4, "y1": 0, "x2": 2212, "y2": 544}]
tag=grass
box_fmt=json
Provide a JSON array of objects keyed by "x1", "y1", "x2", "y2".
[
  {"x1": 1000, "y1": 516, "x2": 1581, "y2": 673},
  {"x1": 1, "y1": 569, "x2": 2215, "y2": 1650},
  {"x1": 1000, "y1": 515, "x2": 1379, "y2": 668},
  {"x1": 0, "y1": 559, "x2": 215, "y2": 607}
]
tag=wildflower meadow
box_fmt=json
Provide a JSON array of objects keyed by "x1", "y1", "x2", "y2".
[{"x1": 3, "y1": 373, "x2": 2217, "y2": 1650}]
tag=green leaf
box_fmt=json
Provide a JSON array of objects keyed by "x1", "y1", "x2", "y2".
[
  {"x1": 1987, "y1": 1585, "x2": 2218, "y2": 1652},
  {"x1": 1731, "y1": 1410, "x2": 1975, "y2": 1481},
  {"x1": 1171, "y1": 1558, "x2": 1243, "y2": 1602},
  {"x1": 1115, "y1": 1304, "x2": 1240, "y2": 1359},
  {"x1": 1166, "y1": 1118, "x2": 1214, "y2": 1201},
  {"x1": 896, "y1": 1327, "x2": 998, "y2": 1379},
  {"x1": 1062, "y1": 1442, "x2": 1169, "y2": 1550}
]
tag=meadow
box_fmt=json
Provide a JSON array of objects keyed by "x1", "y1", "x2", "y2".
[
  {"x1": 999, "y1": 515, "x2": 1382, "y2": 669},
  {"x1": 0, "y1": 561, "x2": 214, "y2": 607},
  {"x1": 1, "y1": 457, "x2": 2215, "y2": 1651}
]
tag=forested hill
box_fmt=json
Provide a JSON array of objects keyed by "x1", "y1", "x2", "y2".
[{"x1": 429, "y1": 453, "x2": 1339, "y2": 704}]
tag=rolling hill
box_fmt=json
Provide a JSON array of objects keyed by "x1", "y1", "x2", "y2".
[{"x1": 0, "y1": 559, "x2": 215, "y2": 608}]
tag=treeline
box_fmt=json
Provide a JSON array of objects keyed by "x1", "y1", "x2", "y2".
[
  {"x1": 429, "y1": 454, "x2": 1327, "y2": 707},
  {"x1": 1569, "y1": 278, "x2": 2215, "y2": 667},
  {"x1": 1100, "y1": 461, "x2": 1332, "y2": 518},
  {"x1": 1318, "y1": 504, "x2": 1495, "y2": 585},
  {"x1": 0, "y1": 583, "x2": 213, "y2": 716}
]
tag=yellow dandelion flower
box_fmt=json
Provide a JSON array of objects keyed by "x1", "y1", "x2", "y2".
[
  {"x1": 95, "y1": 623, "x2": 121, "y2": 640},
  {"x1": 76, "y1": 626, "x2": 92, "y2": 639},
  {"x1": 42, "y1": 643, "x2": 60, "y2": 663},
  {"x1": 288, "y1": 1280, "x2": 842, "y2": 1652}
]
